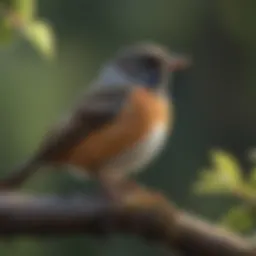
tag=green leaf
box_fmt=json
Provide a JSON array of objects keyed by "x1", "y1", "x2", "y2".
[
  {"x1": 14, "y1": 0, "x2": 36, "y2": 22},
  {"x1": 212, "y1": 150, "x2": 242, "y2": 186},
  {"x1": 239, "y1": 167, "x2": 256, "y2": 198},
  {"x1": 193, "y1": 169, "x2": 234, "y2": 195},
  {"x1": 193, "y1": 150, "x2": 243, "y2": 195},
  {"x1": 23, "y1": 20, "x2": 55, "y2": 60},
  {"x1": 220, "y1": 205, "x2": 254, "y2": 232}
]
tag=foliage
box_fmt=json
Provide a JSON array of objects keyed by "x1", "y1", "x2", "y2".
[
  {"x1": 193, "y1": 149, "x2": 256, "y2": 234},
  {"x1": 0, "y1": 0, "x2": 55, "y2": 59}
]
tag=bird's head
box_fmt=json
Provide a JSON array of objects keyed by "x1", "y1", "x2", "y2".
[{"x1": 97, "y1": 42, "x2": 191, "y2": 92}]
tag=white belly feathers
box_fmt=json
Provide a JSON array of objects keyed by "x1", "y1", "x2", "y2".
[{"x1": 103, "y1": 122, "x2": 168, "y2": 176}]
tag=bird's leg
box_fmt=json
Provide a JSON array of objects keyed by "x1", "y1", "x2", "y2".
[
  {"x1": 96, "y1": 171, "x2": 143, "y2": 203},
  {"x1": 96, "y1": 171, "x2": 123, "y2": 202}
]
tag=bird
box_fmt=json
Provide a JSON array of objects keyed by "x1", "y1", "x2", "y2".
[{"x1": 0, "y1": 42, "x2": 190, "y2": 199}]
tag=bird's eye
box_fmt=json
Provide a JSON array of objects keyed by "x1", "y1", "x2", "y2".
[
  {"x1": 138, "y1": 57, "x2": 160, "y2": 86},
  {"x1": 141, "y1": 56, "x2": 159, "y2": 70}
]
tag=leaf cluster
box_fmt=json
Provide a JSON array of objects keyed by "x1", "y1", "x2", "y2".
[
  {"x1": 0, "y1": 0, "x2": 55, "y2": 59},
  {"x1": 193, "y1": 149, "x2": 256, "y2": 233}
]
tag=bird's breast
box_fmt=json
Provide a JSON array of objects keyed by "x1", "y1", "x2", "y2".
[
  {"x1": 62, "y1": 87, "x2": 173, "y2": 173},
  {"x1": 103, "y1": 121, "x2": 169, "y2": 177}
]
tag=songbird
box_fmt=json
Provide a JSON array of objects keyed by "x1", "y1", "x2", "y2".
[{"x1": 0, "y1": 42, "x2": 190, "y2": 198}]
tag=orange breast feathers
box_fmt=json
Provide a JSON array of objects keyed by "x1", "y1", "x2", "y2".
[{"x1": 62, "y1": 87, "x2": 173, "y2": 172}]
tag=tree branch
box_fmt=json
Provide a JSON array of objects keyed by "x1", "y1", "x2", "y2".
[{"x1": 0, "y1": 188, "x2": 255, "y2": 256}]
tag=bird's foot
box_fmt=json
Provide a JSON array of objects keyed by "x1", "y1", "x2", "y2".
[{"x1": 102, "y1": 179, "x2": 146, "y2": 206}]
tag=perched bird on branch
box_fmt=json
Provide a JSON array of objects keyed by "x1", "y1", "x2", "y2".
[{"x1": 0, "y1": 42, "x2": 190, "y2": 199}]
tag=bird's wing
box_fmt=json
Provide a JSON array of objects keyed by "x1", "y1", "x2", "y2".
[{"x1": 34, "y1": 84, "x2": 132, "y2": 161}]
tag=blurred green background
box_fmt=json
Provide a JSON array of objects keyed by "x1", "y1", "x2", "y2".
[{"x1": 0, "y1": 0, "x2": 255, "y2": 255}]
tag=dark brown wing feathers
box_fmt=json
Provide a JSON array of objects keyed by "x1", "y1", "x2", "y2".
[
  {"x1": 36, "y1": 84, "x2": 131, "y2": 161},
  {"x1": 0, "y1": 84, "x2": 131, "y2": 189}
]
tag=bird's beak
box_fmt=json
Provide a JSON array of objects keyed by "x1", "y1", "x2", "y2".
[{"x1": 168, "y1": 54, "x2": 192, "y2": 72}]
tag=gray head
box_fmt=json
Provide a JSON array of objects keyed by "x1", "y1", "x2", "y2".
[{"x1": 97, "y1": 42, "x2": 190, "y2": 91}]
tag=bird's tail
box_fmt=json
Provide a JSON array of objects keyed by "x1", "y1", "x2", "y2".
[{"x1": 0, "y1": 159, "x2": 41, "y2": 190}]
